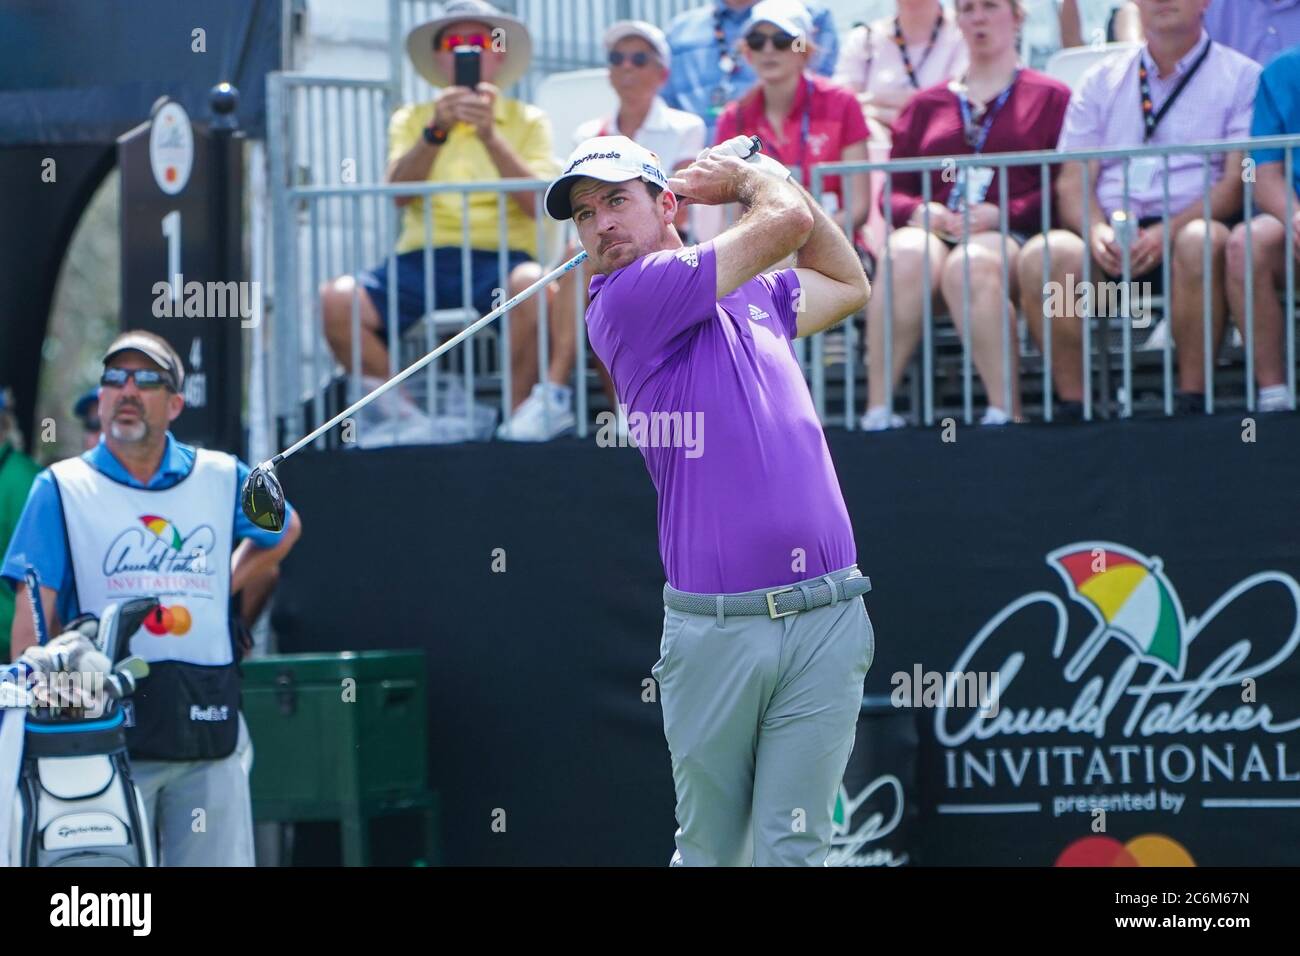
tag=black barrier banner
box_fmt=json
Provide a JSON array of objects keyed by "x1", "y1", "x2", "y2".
[
  {"x1": 908, "y1": 538, "x2": 1300, "y2": 866},
  {"x1": 829, "y1": 697, "x2": 919, "y2": 867},
  {"x1": 276, "y1": 415, "x2": 1300, "y2": 866}
]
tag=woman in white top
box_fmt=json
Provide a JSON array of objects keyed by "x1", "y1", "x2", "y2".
[{"x1": 834, "y1": 0, "x2": 969, "y2": 144}]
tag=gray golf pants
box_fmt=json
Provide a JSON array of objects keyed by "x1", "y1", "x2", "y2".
[
  {"x1": 651, "y1": 565, "x2": 876, "y2": 866},
  {"x1": 131, "y1": 711, "x2": 256, "y2": 866}
]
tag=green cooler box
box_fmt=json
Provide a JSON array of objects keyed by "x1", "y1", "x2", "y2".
[{"x1": 241, "y1": 651, "x2": 439, "y2": 866}]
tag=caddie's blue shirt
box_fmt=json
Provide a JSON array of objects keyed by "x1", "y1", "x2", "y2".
[
  {"x1": 1, "y1": 433, "x2": 295, "y2": 626},
  {"x1": 661, "y1": 0, "x2": 840, "y2": 142}
]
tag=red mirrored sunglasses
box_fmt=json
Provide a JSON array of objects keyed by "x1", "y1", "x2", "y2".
[{"x1": 438, "y1": 33, "x2": 490, "y2": 51}]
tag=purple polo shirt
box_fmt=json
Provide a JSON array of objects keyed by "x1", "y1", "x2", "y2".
[
  {"x1": 1057, "y1": 32, "x2": 1260, "y2": 220},
  {"x1": 585, "y1": 240, "x2": 856, "y2": 594},
  {"x1": 1205, "y1": 0, "x2": 1300, "y2": 66}
]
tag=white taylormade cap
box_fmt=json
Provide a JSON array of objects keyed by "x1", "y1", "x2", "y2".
[{"x1": 544, "y1": 135, "x2": 670, "y2": 221}]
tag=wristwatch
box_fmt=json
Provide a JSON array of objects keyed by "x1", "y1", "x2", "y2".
[{"x1": 422, "y1": 123, "x2": 448, "y2": 146}]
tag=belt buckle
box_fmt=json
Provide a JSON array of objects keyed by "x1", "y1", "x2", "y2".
[{"x1": 765, "y1": 586, "x2": 798, "y2": 620}]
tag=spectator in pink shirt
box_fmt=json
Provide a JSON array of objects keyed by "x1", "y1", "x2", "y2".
[
  {"x1": 714, "y1": 0, "x2": 871, "y2": 230},
  {"x1": 1019, "y1": 0, "x2": 1260, "y2": 417},
  {"x1": 834, "y1": 0, "x2": 969, "y2": 147},
  {"x1": 862, "y1": 0, "x2": 1071, "y2": 430}
]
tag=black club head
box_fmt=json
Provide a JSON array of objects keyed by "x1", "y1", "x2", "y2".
[{"x1": 241, "y1": 465, "x2": 285, "y2": 532}]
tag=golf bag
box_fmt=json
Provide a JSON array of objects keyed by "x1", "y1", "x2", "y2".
[{"x1": 6, "y1": 597, "x2": 159, "y2": 867}]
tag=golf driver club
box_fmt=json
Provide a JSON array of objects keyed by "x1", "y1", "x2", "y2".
[{"x1": 241, "y1": 249, "x2": 591, "y2": 531}]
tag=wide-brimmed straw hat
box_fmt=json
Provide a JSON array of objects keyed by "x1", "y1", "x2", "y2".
[{"x1": 405, "y1": 0, "x2": 533, "y2": 90}]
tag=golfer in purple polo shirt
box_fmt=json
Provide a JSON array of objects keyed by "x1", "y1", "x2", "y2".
[{"x1": 545, "y1": 134, "x2": 874, "y2": 866}]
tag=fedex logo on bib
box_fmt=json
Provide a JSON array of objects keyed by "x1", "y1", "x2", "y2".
[{"x1": 101, "y1": 514, "x2": 219, "y2": 597}]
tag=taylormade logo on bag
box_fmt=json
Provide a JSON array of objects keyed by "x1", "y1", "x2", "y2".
[
  {"x1": 57, "y1": 821, "x2": 115, "y2": 839},
  {"x1": 50, "y1": 886, "x2": 151, "y2": 936}
]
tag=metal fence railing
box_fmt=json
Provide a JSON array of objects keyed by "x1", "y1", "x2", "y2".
[
  {"x1": 812, "y1": 135, "x2": 1300, "y2": 427},
  {"x1": 266, "y1": 72, "x2": 401, "y2": 445},
  {"x1": 263, "y1": 124, "x2": 1300, "y2": 448},
  {"x1": 272, "y1": 177, "x2": 582, "y2": 447}
]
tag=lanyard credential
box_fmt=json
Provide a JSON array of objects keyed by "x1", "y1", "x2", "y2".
[
  {"x1": 710, "y1": 7, "x2": 739, "y2": 117},
  {"x1": 957, "y1": 69, "x2": 1020, "y2": 155},
  {"x1": 1137, "y1": 38, "x2": 1212, "y2": 142},
  {"x1": 894, "y1": 13, "x2": 945, "y2": 90}
]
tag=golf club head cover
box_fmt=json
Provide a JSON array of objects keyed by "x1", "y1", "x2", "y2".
[{"x1": 699, "y1": 135, "x2": 792, "y2": 183}]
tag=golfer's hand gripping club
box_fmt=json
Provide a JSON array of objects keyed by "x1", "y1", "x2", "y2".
[
  {"x1": 241, "y1": 250, "x2": 591, "y2": 531},
  {"x1": 667, "y1": 136, "x2": 793, "y2": 208}
]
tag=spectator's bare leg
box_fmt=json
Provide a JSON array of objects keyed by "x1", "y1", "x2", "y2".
[
  {"x1": 866, "y1": 227, "x2": 949, "y2": 408},
  {"x1": 504, "y1": 263, "x2": 548, "y2": 409},
  {"x1": 1020, "y1": 231, "x2": 1087, "y2": 403},
  {"x1": 504, "y1": 255, "x2": 587, "y2": 410},
  {"x1": 1226, "y1": 216, "x2": 1287, "y2": 389},
  {"x1": 942, "y1": 233, "x2": 1023, "y2": 419},
  {"x1": 320, "y1": 277, "x2": 392, "y2": 379},
  {"x1": 1171, "y1": 218, "x2": 1230, "y2": 394}
]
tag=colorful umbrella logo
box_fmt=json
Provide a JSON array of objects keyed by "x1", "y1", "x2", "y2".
[
  {"x1": 139, "y1": 514, "x2": 183, "y2": 551},
  {"x1": 1047, "y1": 542, "x2": 1188, "y2": 680}
]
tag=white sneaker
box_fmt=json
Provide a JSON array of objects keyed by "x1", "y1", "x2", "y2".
[
  {"x1": 860, "y1": 406, "x2": 906, "y2": 432},
  {"x1": 496, "y1": 383, "x2": 576, "y2": 441},
  {"x1": 980, "y1": 406, "x2": 1012, "y2": 426},
  {"x1": 1259, "y1": 385, "x2": 1293, "y2": 412},
  {"x1": 1141, "y1": 317, "x2": 1172, "y2": 351}
]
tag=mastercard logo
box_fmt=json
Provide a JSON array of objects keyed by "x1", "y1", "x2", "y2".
[
  {"x1": 142, "y1": 604, "x2": 192, "y2": 637},
  {"x1": 1056, "y1": 834, "x2": 1195, "y2": 867}
]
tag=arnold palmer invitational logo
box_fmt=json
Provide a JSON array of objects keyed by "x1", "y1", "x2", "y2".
[
  {"x1": 102, "y1": 514, "x2": 217, "y2": 597},
  {"x1": 936, "y1": 542, "x2": 1300, "y2": 824}
]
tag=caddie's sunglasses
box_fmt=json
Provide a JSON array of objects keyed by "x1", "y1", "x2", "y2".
[
  {"x1": 608, "y1": 50, "x2": 656, "y2": 68},
  {"x1": 100, "y1": 367, "x2": 175, "y2": 391},
  {"x1": 745, "y1": 31, "x2": 797, "y2": 51},
  {"x1": 438, "y1": 33, "x2": 489, "y2": 51}
]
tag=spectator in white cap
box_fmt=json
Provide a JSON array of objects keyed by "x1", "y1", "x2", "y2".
[
  {"x1": 544, "y1": 22, "x2": 710, "y2": 417},
  {"x1": 715, "y1": 0, "x2": 870, "y2": 232},
  {"x1": 661, "y1": 0, "x2": 842, "y2": 144},
  {"x1": 574, "y1": 22, "x2": 706, "y2": 173}
]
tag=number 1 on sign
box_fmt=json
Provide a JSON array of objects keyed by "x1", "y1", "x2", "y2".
[{"x1": 162, "y1": 210, "x2": 181, "y2": 307}]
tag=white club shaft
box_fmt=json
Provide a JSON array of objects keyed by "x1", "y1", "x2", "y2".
[{"x1": 264, "y1": 249, "x2": 590, "y2": 468}]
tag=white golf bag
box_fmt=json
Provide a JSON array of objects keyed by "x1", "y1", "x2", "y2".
[{"x1": 4, "y1": 597, "x2": 158, "y2": 867}]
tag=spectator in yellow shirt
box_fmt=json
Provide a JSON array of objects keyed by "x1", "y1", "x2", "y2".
[{"x1": 320, "y1": 1, "x2": 568, "y2": 440}]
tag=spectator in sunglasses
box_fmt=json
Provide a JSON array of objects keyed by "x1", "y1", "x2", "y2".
[
  {"x1": 319, "y1": 1, "x2": 568, "y2": 441},
  {"x1": 557, "y1": 22, "x2": 708, "y2": 420},
  {"x1": 661, "y1": 0, "x2": 841, "y2": 144},
  {"x1": 575, "y1": 22, "x2": 705, "y2": 173},
  {"x1": 2, "y1": 330, "x2": 300, "y2": 866},
  {"x1": 714, "y1": 0, "x2": 870, "y2": 233}
]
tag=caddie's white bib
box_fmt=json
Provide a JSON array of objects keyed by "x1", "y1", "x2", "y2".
[{"x1": 50, "y1": 451, "x2": 235, "y2": 666}]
